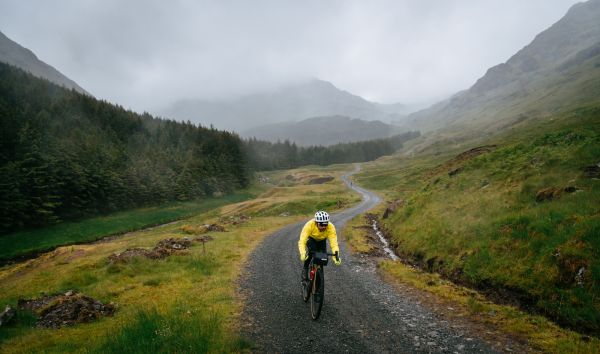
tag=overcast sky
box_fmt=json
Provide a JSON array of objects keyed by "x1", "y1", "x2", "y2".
[{"x1": 0, "y1": 0, "x2": 581, "y2": 113}]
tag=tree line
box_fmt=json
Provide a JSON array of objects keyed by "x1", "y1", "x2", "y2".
[
  {"x1": 243, "y1": 132, "x2": 419, "y2": 171},
  {"x1": 0, "y1": 63, "x2": 247, "y2": 233},
  {"x1": 0, "y1": 62, "x2": 418, "y2": 234}
]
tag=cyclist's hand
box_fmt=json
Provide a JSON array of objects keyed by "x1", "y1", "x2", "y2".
[
  {"x1": 333, "y1": 257, "x2": 341, "y2": 266},
  {"x1": 300, "y1": 253, "x2": 308, "y2": 262}
]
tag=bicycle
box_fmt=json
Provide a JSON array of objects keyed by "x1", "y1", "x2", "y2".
[{"x1": 301, "y1": 250, "x2": 339, "y2": 320}]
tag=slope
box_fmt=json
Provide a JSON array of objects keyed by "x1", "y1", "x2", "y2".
[
  {"x1": 400, "y1": 0, "x2": 600, "y2": 153},
  {"x1": 356, "y1": 105, "x2": 600, "y2": 334},
  {"x1": 0, "y1": 30, "x2": 89, "y2": 95}
]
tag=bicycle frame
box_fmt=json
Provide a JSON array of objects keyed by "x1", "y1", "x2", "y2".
[{"x1": 302, "y1": 251, "x2": 338, "y2": 320}]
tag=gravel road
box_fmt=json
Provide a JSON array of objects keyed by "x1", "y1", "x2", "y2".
[{"x1": 239, "y1": 165, "x2": 499, "y2": 353}]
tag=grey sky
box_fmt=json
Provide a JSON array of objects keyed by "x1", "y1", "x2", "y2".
[{"x1": 0, "y1": 0, "x2": 581, "y2": 113}]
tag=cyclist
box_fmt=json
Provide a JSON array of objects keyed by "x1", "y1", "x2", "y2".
[{"x1": 298, "y1": 211, "x2": 341, "y2": 282}]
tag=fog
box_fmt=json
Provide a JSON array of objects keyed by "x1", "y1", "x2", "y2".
[{"x1": 0, "y1": 0, "x2": 580, "y2": 114}]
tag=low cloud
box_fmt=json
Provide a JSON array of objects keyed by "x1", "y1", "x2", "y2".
[{"x1": 0, "y1": 0, "x2": 580, "y2": 113}]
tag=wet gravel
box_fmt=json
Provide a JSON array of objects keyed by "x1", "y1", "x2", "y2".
[{"x1": 239, "y1": 166, "x2": 499, "y2": 353}]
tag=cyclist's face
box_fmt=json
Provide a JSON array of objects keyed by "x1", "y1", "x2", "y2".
[{"x1": 316, "y1": 222, "x2": 328, "y2": 231}]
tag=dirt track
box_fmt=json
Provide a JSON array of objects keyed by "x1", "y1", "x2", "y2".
[{"x1": 239, "y1": 165, "x2": 499, "y2": 353}]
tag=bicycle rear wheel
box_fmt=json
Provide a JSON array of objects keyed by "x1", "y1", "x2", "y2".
[{"x1": 310, "y1": 267, "x2": 324, "y2": 320}]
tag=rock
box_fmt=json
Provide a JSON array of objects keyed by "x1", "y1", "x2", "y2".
[
  {"x1": 279, "y1": 212, "x2": 290, "y2": 217},
  {"x1": 0, "y1": 305, "x2": 16, "y2": 326},
  {"x1": 575, "y1": 267, "x2": 586, "y2": 287},
  {"x1": 18, "y1": 291, "x2": 115, "y2": 328},
  {"x1": 204, "y1": 224, "x2": 226, "y2": 232},
  {"x1": 563, "y1": 186, "x2": 581, "y2": 193},
  {"x1": 307, "y1": 176, "x2": 334, "y2": 184},
  {"x1": 535, "y1": 187, "x2": 562, "y2": 202},
  {"x1": 219, "y1": 214, "x2": 250, "y2": 225},
  {"x1": 108, "y1": 248, "x2": 151, "y2": 262},
  {"x1": 109, "y1": 237, "x2": 192, "y2": 262},
  {"x1": 448, "y1": 167, "x2": 462, "y2": 177},
  {"x1": 194, "y1": 235, "x2": 214, "y2": 243},
  {"x1": 382, "y1": 199, "x2": 404, "y2": 219},
  {"x1": 583, "y1": 164, "x2": 600, "y2": 178},
  {"x1": 556, "y1": 250, "x2": 589, "y2": 286}
]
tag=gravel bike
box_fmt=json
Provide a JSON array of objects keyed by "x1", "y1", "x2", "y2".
[{"x1": 301, "y1": 250, "x2": 339, "y2": 320}]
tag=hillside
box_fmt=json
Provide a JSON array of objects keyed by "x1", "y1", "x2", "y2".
[
  {"x1": 0, "y1": 30, "x2": 89, "y2": 95},
  {"x1": 356, "y1": 106, "x2": 600, "y2": 334},
  {"x1": 161, "y1": 79, "x2": 407, "y2": 132},
  {"x1": 242, "y1": 115, "x2": 404, "y2": 146},
  {"x1": 0, "y1": 62, "x2": 248, "y2": 234},
  {"x1": 399, "y1": 0, "x2": 600, "y2": 152}
]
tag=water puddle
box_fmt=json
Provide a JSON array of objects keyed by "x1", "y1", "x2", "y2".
[{"x1": 372, "y1": 220, "x2": 399, "y2": 261}]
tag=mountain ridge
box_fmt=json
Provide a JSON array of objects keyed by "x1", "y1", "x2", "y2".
[
  {"x1": 241, "y1": 115, "x2": 404, "y2": 146},
  {"x1": 160, "y1": 79, "x2": 410, "y2": 132},
  {"x1": 0, "y1": 30, "x2": 90, "y2": 96},
  {"x1": 399, "y1": 0, "x2": 600, "y2": 152}
]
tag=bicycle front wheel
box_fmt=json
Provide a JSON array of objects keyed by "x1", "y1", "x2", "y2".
[
  {"x1": 310, "y1": 267, "x2": 324, "y2": 320},
  {"x1": 302, "y1": 271, "x2": 310, "y2": 303}
]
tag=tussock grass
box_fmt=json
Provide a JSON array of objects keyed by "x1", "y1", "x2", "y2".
[
  {"x1": 379, "y1": 261, "x2": 600, "y2": 354},
  {"x1": 344, "y1": 214, "x2": 375, "y2": 254}
]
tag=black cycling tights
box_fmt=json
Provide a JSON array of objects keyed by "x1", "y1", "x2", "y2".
[{"x1": 303, "y1": 237, "x2": 327, "y2": 274}]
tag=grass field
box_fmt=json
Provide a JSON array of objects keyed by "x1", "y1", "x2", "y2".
[
  {"x1": 0, "y1": 164, "x2": 360, "y2": 353},
  {"x1": 0, "y1": 192, "x2": 258, "y2": 262}
]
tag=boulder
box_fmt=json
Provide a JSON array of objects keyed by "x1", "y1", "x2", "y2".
[
  {"x1": 583, "y1": 164, "x2": 600, "y2": 178},
  {"x1": 0, "y1": 305, "x2": 16, "y2": 326},
  {"x1": 18, "y1": 291, "x2": 115, "y2": 328},
  {"x1": 535, "y1": 187, "x2": 562, "y2": 202},
  {"x1": 382, "y1": 199, "x2": 404, "y2": 219}
]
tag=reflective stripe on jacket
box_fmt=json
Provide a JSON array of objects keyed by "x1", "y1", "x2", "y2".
[{"x1": 298, "y1": 218, "x2": 339, "y2": 257}]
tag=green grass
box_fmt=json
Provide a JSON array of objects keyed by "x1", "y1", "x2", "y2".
[
  {"x1": 0, "y1": 163, "x2": 359, "y2": 353},
  {"x1": 0, "y1": 191, "x2": 257, "y2": 262},
  {"x1": 88, "y1": 306, "x2": 250, "y2": 354},
  {"x1": 357, "y1": 107, "x2": 600, "y2": 334}
]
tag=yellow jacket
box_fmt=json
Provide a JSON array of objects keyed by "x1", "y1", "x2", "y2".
[{"x1": 298, "y1": 219, "x2": 339, "y2": 257}]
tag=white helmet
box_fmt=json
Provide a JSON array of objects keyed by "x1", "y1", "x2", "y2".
[{"x1": 314, "y1": 211, "x2": 330, "y2": 224}]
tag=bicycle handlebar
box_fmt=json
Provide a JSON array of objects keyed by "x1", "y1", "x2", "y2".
[{"x1": 308, "y1": 250, "x2": 339, "y2": 261}]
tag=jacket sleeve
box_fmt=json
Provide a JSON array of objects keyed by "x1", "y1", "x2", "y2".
[
  {"x1": 298, "y1": 220, "x2": 312, "y2": 257},
  {"x1": 328, "y1": 223, "x2": 340, "y2": 255}
]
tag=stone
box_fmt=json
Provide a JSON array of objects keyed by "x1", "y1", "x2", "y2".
[{"x1": 0, "y1": 305, "x2": 16, "y2": 326}]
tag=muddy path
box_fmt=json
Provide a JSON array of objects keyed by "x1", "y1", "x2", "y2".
[{"x1": 239, "y1": 165, "x2": 502, "y2": 353}]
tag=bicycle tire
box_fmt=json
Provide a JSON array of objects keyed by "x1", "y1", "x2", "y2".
[
  {"x1": 302, "y1": 270, "x2": 310, "y2": 302},
  {"x1": 310, "y1": 266, "x2": 324, "y2": 320}
]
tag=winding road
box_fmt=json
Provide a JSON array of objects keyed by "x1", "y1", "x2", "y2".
[{"x1": 239, "y1": 165, "x2": 498, "y2": 353}]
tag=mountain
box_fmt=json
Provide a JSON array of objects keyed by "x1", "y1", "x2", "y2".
[
  {"x1": 242, "y1": 115, "x2": 403, "y2": 146},
  {"x1": 399, "y1": 0, "x2": 600, "y2": 150},
  {"x1": 161, "y1": 79, "x2": 407, "y2": 132},
  {"x1": 0, "y1": 30, "x2": 89, "y2": 95}
]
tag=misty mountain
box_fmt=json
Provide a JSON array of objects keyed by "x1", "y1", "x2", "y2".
[
  {"x1": 161, "y1": 79, "x2": 408, "y2": 132},
  {"x1": 242, "y1": 115, "x2": 404, "y2": 147},
  {"x1": 399, "y1": 0, "x2": 600, "y2": 147},
  {"x1": 0, "y1": 30, "x2": 89, "y2": 96}
]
